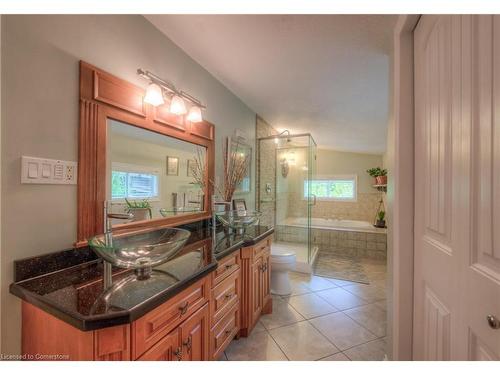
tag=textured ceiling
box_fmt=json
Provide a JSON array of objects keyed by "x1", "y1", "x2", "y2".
[{"x1": 145, "y1": 15, "x2": 396, "y2": 154}]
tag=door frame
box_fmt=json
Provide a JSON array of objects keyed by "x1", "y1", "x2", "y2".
[{"x1": 388, "y1": 14, "x2": 420, "y2": 360}]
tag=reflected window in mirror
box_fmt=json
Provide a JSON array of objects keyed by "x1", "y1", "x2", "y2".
[{"x1": 107, "y1": 119, "x2": 207, "y2": 222}]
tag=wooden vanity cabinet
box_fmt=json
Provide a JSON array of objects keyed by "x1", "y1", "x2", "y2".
[
  {"x1": 20, "y1": 233, "x2": 273, "y2": 361},
  {"x1": 208, "y1": 250, "x2": 241, "y2": 360},
  {"x1": 240, "y1": 237, "x2": 272, "y2": 337}
]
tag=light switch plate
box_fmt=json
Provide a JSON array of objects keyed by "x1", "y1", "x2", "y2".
[{"x1": 21, "y1": 156, "x2": 77, "y2": 185}]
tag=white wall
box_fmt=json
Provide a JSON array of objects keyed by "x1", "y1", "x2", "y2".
[{"x1": 0, "y1": 15, "x2": 256, "y2": 354}]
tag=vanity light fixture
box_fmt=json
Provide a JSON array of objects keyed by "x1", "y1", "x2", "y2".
[
  {"x1": 137, "y1": 68, "x2": 205, "y2": 122},
  {"x1": 170, "y1": 94, "x2": 187, "y2": 115},
  {"x1": 187, "y1": 105, "x2": 203, "y2": 123},
  {"x1": 143, "y1": 83, "x2": 165, "y2": 106}
]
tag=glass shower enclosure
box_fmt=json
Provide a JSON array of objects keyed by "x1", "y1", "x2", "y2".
[{"x1": 257, "y1": 133, "x2": 317, "y2": 272}]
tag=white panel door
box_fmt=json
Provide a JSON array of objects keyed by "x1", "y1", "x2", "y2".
[{"x1": 414, "y1": 15, "x2": 500, "y2": 361}]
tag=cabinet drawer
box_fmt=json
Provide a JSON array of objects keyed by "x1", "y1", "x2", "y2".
[
  {"x1": 210, "y1": 302, "x2": 239, "y2": 360},
  {"x1": 212, "y1": 250, "x2": 240, "y2": 286},
  {"x1": 253, "y1": 238, "x2": 271, "y2": 257},
  {"x1": 132, "y1": 276, "x2": 209, "y2": 359},
  {"x1": 210, "y1": 268, "x2": 240, "y2": 325}
]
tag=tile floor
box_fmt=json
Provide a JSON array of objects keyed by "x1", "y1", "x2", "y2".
[
  {"x1": 313, "y1": 253, "x2": 387, "y2": 284},
  {"x1": 221, "y1": 271, "x2": 387, "y2": 361}
]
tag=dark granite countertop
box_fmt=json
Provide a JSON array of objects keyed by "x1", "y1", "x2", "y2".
[{"x1": 10, "y1": 221, "x2": 273, "y2": 331}]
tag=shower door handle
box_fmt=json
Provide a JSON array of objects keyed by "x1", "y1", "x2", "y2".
[{"x1": 311, "y1": 194, "x2": 317, "y2": 206}]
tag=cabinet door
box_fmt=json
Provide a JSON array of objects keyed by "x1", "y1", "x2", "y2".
[
  {"x1": 138, "y1": 329, "x2": 181, "y2": 361},
  {"x1": 179, "y1": 303, "x2": 209, "y2": 361},
  {"x1": 261, "y1": 251, "x2": 271, "y2": 312},
  {"x1": 251, "y1": 256, "x2": 263, "y2": 327}
]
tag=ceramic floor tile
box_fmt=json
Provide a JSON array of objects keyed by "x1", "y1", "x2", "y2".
[
  {"x1": 269, "y1": 321, "x2": 339, "y2": 360},
  {"x1": 225, "y1": 330, "x2": 288, "y2": 361},
  {"x1": 327, "y1": 278, "x2": 359, "y2": 287},
  {"x1": 259, "y1": 298, "x2": 305, "y2": 330},
  {"x1": 343, "y1": 303, "x2": 387, "y2": 337},
  {"x1": 288, "y1": 277, "x2": 313, "y2": 296},
  {"x1": 217, "y1": 352, "x2": 228, "y2": 361},
  {"x1": 319, "y1": 352, "x2": 351, "y2": 361},
  {"x1": 309, "y1": 312, "x2": 377, "y2": 351},
  {"x1": 253, "y1": 320, "x2": 267, "y2": 333},
  {"x1": 342, "y1": 284, "x2": 386, "y2": 303},
  {"x1": 316, "y1": 287, "x2": 367, "y2": 310},
  {"x1": 373, "y1": 300, "x2": 388, "y2": 313},
  {"x1": 343, "y1": 338, "x2": 387, "y2": 361},
  {"x1": 289, "y1": 273, "x2": 338, "y2": 291},
  {"x1": 284, "y1": 292, "x2": 338, "y2": 319}
]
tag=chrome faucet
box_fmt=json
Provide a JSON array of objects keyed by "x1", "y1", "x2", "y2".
[{"x1": 102, "y1": 201, "x2": 134, "y2": 289}]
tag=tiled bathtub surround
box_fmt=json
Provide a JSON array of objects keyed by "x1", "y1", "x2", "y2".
[
  {"x1": 287, "y1": 191, "x2": 383, "y2": 223},
  {"x1": 275, "y1": 225, "x2": 387, "y2": 261}
]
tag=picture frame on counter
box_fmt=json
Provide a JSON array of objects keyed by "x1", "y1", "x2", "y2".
[{"x1": 233, "y1": 198, "x2": 247, "y2": 212}]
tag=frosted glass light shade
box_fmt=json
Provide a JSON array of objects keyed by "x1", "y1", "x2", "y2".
[
  {"x1": 187, "y1": 106, "x2": 203, "y2": 122},
  {"x1": 170, "y1": 95, "x2": 187, "y2": 115},
  {"x1": 143, "y1": 83, "x2": 164, "y2": 106}
]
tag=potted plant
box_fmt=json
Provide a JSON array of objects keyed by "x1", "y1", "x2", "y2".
[
  {"x1": 367, "y1": 167, "x2": 388, "y2": 185},
  {"x1": 125, "y1": 198, "x2": 152, "y2": 221},
  {"x1": 375, "y1": 210, "x2": 386, "y2": 228}
]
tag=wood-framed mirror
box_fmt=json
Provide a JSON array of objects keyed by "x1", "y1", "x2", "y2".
[{"x1": 77, "y1": 61, "x2": 214, "y2": 246}]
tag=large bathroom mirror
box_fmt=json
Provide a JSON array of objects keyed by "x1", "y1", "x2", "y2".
[
  {"x1": 107, "y1": 120, "x2": 207, "y2": 222},
  {"x1": 77, "y1": 61, "x2": 215, "y2": 245},
  {"x1": 227, "y1": 137, "x2": 252, "y2": 193}
]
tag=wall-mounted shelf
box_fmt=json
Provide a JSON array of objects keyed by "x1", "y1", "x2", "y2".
[{"x1": 373, "y1": 184, "x2": 387, "y2": 193}]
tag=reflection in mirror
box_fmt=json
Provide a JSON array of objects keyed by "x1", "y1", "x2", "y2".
[
  {"x1": 107, "y1": 119, "x2": 207, "y2": 222},
  {"x1": 228, "y1": 137, "x2": 252, "y2": 193}
]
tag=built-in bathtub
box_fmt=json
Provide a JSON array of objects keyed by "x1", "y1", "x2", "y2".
[{"x1": 275, "y1": 216, "x2": 387, "y2": 260}]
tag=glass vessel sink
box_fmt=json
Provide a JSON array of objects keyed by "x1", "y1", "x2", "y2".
[
  {"x1": 88, "y1": 227, "x2": 191, "y2": 279},
  {"x1": 216, "y1": 210, "x2": 262, "y2": 235}
]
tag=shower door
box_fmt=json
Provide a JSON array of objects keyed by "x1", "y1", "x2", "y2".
[
  {"x1": 306, "y1": 135, "x2": 317, "y2": 263},
  {"x1": 257, "y1": 133, "x2": 317, "y2": 268}
]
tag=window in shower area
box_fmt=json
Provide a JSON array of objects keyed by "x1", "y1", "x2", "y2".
[{"x1": 303, "y1": 175, "x2": 357, "y2": 202}]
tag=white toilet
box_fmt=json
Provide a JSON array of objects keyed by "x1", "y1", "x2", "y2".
[{"x1": 270, "y1": 248, "x2": 296, "y2": 296}]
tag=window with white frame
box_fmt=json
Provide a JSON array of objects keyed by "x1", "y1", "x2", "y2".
[
  {"x1": 303, "y1": 175, "x2": 357, "y2": 201},
  {"x1": 111, "y1": 163, "x2": 160, "y2": 201}
]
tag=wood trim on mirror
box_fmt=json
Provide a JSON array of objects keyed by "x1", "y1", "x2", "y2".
[{"x1": 77, "y1": 61, "x2": 215, "y2": 246}]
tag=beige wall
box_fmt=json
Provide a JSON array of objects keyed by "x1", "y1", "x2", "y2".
[
  {"x1": 0, "y1": 15, "x2": 256, "y2": 354},
  {"x1": 316, "y1": 148, "x2": 383, "y2": 194},
  {"x1": 287, "y1": 148, "x2": 384, "y2": 223}
]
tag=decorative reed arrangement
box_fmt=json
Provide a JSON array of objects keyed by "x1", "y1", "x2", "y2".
[{"x1": 189, "y1": 139, "x2": 250, "y2": 203}]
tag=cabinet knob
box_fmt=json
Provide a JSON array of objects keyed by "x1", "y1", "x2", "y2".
[
  {"x1": 178, "y1": 301, "x2": 189, "y2": 316},
  {"x1": 183, "y1": 337, "x2": 192, "y2": 353},
  {"x1": 225, "y1": 264, "x2": 233, "y2": 270},
  {"x1": 174, "y1": 347, "x2": 183, "y2": 361},
  {"x1": 225, "y1": 293, "x2": 233, "y2": 300},
  {"x1": 487, "y1": 315, "x2": 500, "y2": 329}
]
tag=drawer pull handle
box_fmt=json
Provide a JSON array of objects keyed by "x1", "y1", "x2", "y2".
[
  {"x1": 225, "y1": 293, "x2": 233, "y2": 300},
  {"x1": 174, "y1": 347, "x2": 183, "y2": 361},
  {"x1": 178, "y1": 301, "x2": 189, "y2": 316},
  {"x1": 183, "y1": 337, "x2": 192, "y2": 353},
  {"x1": 225, "y1": 329, "x2": 232, "y2": 336},
  {"x1": 487, "y1": 315, "x2": 500, "y2": 329},
  {"x1": 225, "y1": 264, "x2": 233, "y2": 270}
]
